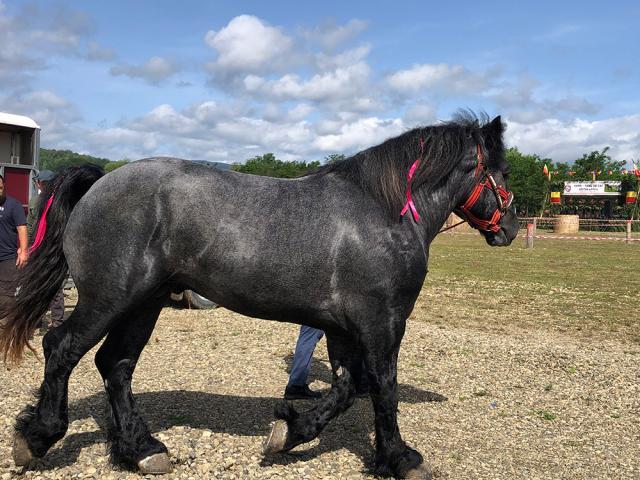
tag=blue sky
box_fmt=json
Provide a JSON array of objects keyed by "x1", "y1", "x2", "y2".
[{"x1": 1, "y1": 1, "x2": 638, "y2": 165}]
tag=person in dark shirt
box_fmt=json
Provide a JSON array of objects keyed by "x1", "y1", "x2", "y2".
[{"x1": 0, "y1": 174, "x2": 28, "y2": 318}]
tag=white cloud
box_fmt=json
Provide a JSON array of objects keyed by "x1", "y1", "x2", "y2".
[
  {"x1": 506, "y1": 115, "x2": 640, "y2": 164},
  {"x1": 289, "y1": 103, "x2": 314, "y2": 120},
  {"x1": 127, "y1": 104, "x2": 200, "y2": 136},
  {"x1": 265, "y1": 103, "x2": 315, "y2": 122},
  {"x1": 205, "y1": 15, "x2": 293, "y2": 73},
  {"x1": 243, "y1": 62, "x2": 371, "y2": 103},
  {"x1": 186, "y1": 100, "x2": 246, "y2": 125},
  {"x1": 110, "y1": 56, "x2": 180, "y2": 84},
  {"x1": 3, "y1": 7, "x2": 629, "y2": 171},
  {"x1": 86, "y1": 128, "x2": 159, "y2": 157},
  {"x1": 534, "y1": 24, "x2": 583, "y2": 42},
  {"x1": 301, "y1": 19, "x2": 368, "y2": 50},
  {"x1": 115, "y1": 101, "x2": 319, "y2": 159},
  {"x1": 0, "y1": 90, "x2": 80, "y2": 143},
  {"x1": 126, "y1": 100, "x2": 252, "y2": 139},
  {"x1": 315, "y1": 45, "x2": 371, "y2": 70},
  {"x1": 403, "y1": 103, "x2": 438, "y2": 127},
  {"x1": 489, "y1": 74, "x2": 599, "y2": 123},
  {"x1": 313, "y1": 117, "x2": 405, "y2": 152},
  {"x1": 86, "y1": 99, "x2": 406, "y2": 161},
  {"x1": 213, "y1": 117, "x2": 314, "y2": 153},
  {"x1": 387, "y1": 63, "x2": 491, "y2": 95},
  {"x1": 85, "y1": 41, "x2": 116, "y2": 61},
  {"x1": 0, "y1": 2, "x2": 110, "y2": 86}
]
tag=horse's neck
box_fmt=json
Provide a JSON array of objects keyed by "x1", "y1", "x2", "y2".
[{"x1": 412, "y1": 183, "x2": 460, "y2": 241}]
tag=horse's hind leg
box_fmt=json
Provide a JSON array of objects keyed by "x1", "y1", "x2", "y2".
[
  {"x1": 264, "y1": 333, "x2": 359, "y2": 453},
  {"x1": 13, "y1": 303, "x2": 113, "y2": 465},
  {"x1": 94, "y1": 298, "x2": 170, "y2": 474}
]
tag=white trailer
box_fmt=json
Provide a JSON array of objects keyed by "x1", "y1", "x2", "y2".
[{"x1": 0, "y1": 112, "x2": 40, "y2": 213}]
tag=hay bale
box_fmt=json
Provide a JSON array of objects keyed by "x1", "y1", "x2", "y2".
[{"x1": 554, "y1": 215, "x2": 579, "y2": 234}]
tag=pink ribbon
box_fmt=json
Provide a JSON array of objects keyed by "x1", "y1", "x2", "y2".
[
  {"x1": 400, "y1": 138, "x2": 425, "y2": 222},
  {"x1": 28, "y1": 194, "x2": 55, "y2": 253}
]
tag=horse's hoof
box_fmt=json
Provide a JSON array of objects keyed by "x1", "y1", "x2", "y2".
[
  {"x1": 404, "y1": 463, "x2": 434, "y2": 480},
  {"x1": 138, "y1": 452, "x2": 172, "y2": 475},
  {"x1": 263, "y1": 420, "x2": 288, "y2": 454},
  {"x1": 13, "y1": 433, "x2": 33, "y2": 466}
]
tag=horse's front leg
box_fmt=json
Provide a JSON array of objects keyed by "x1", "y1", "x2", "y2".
[
  {"x1": 365, "y1": 337, "x2": 432, "y2": 479},
  {"x1": 263, "y1": 333, "x2": 358, "y2": 453}
]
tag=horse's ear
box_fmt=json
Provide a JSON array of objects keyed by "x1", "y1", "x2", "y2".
[
  {"x1": 484, "y1": 116, "x2": 503, "y2": 136},
  {"x1": 482, "y1": 116, "x2": 505, "y2": 150}
]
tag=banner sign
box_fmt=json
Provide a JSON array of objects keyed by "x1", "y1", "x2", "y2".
[{"x1": 563, "y1": 181, "x2": 621, "y2": 196}]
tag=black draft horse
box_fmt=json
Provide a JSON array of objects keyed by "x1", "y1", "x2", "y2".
[{"x1": 1, "y1": 114, "x2": 518, "y2": 479}]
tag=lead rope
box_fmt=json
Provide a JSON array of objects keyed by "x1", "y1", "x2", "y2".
[{"x1": 438, "y1": 219, "x2": 466, "y2": 233}]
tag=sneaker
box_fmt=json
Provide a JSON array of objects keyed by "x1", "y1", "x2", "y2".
[{"x1": 284, "y1": 384, "x2": 323, "y2": 400}]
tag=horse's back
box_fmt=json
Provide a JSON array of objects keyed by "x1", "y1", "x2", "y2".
[
  {"x1": 63, "y1": 158, "x2": 232, "y2": 285},
  {"x1": 63, "y1": 157, "x2": 331, "y2": 294},
  {"x1": 63, "y1": 157, "x2": 425, "y2": 325}
]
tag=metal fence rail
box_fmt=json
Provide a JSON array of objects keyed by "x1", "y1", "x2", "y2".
[
  {"x1": 518, "y1": 217, "x2": 640, "y2": 233},
  {"x1": 517, "y1": 217, "x2": 639, "y2": 245}
]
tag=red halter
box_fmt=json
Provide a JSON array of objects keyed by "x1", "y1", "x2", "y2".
[
  {"x1": 457, "y1": 145, "x2": 513, "y2": 233},
  {"x1": 400, "y1": 142, "x2": 513, "y2": 234}
]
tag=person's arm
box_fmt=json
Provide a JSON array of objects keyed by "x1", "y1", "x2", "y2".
[{"x1": 16, "y1": 225, "x2": 28, "y2": 268}]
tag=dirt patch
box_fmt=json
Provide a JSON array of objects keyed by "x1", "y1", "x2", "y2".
[{"x1": 1, "y1": 290, "x2": 638, "y2": 479}]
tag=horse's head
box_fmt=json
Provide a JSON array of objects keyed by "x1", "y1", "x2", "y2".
[{"x1": 453, "y1": 116, "x2": 518, "y2": 246}]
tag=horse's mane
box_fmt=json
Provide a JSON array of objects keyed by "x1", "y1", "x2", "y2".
[{"x1": 315, "y1": 111, "x2": 505, "y2": 219}]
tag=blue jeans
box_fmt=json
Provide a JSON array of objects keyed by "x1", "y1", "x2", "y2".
[{"x1": 287, "y1": 325, "x2": 324, "y2": 387}]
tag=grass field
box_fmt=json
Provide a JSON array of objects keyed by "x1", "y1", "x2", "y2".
[{"x1": 417, "y1": 233, "x2": 640, "y2": 344}]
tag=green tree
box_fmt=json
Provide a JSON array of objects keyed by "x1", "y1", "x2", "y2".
[
  {"x1": 505, "y1": 147, "x2": 548, "y2": 216},
  {"x1": 324, "y1": 154, "x2": 346, "y2": 164},
  {"x1": 571, "y1": 147, "x2": 625, "y2": 180},
  {"x1": 104, "y1": 159, "x2": 130, "y2": 172},
  {"x1": 553, "y1": 162, "x2": 571, "y2": 179},
  {"x1": 232, "y1": 153, "x2": 320, "y2": 178},
  {"x1": 40, "y1": 148, "x2": 110, "y2": 172}
]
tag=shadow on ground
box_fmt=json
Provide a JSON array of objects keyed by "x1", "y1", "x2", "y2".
[{"x1": 25, "y1": 384, "x2": 446, "y2": 472}]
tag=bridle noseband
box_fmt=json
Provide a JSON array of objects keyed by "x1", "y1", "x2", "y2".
[
  {"x1": 456, "y1": 145, "x2": 514, "y2": 233},
  {"x1": 400, "y1": 141, "x2": 514, "y2": 234}
]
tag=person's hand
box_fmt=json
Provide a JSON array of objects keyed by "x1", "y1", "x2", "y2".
[{"x1": 16, "y1": 248, "x2": 29, "y2": 268}]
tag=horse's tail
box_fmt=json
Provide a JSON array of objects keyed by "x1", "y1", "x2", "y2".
[{"x1": 0, "y1": 164, "x2": 104, "y2": 364}]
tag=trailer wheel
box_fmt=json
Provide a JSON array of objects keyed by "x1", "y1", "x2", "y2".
[
  {"x1": 182, "y1": 290, "x2": 218, "y2": 310},
  {"x1": 169, "y1": 291, "x2": 184, "y2": 302}
]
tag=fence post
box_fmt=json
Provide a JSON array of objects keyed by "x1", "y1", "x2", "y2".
[
  {"x1": 626, "y1": 220, "x2": 632, "y2": 244},
  {"x1": 526, "y1": 223, "x2": 534, "y2": 249},
  {"x1": 532, "y1": 217, "x2": 537, "y2": 235}
]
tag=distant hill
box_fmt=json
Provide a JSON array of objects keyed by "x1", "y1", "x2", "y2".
[
  {"x1": 40, "y1": 149, "x2": 234, "y2": 173},
  {"x1": 191, "y1": 160, "x2": 233, "y2": 171}
]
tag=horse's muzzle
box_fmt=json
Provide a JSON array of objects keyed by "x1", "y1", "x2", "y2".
[
  {"x1": 483, "y1": 209, "x2": 518, "y2": 246},
  {"x1": 484, "y1": 228, "x2": 511, "y2": 246}
]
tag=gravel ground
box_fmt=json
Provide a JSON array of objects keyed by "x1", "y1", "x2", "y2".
[{"x1": 1, "y1": 290, "x2": 638, "y2": 479}]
